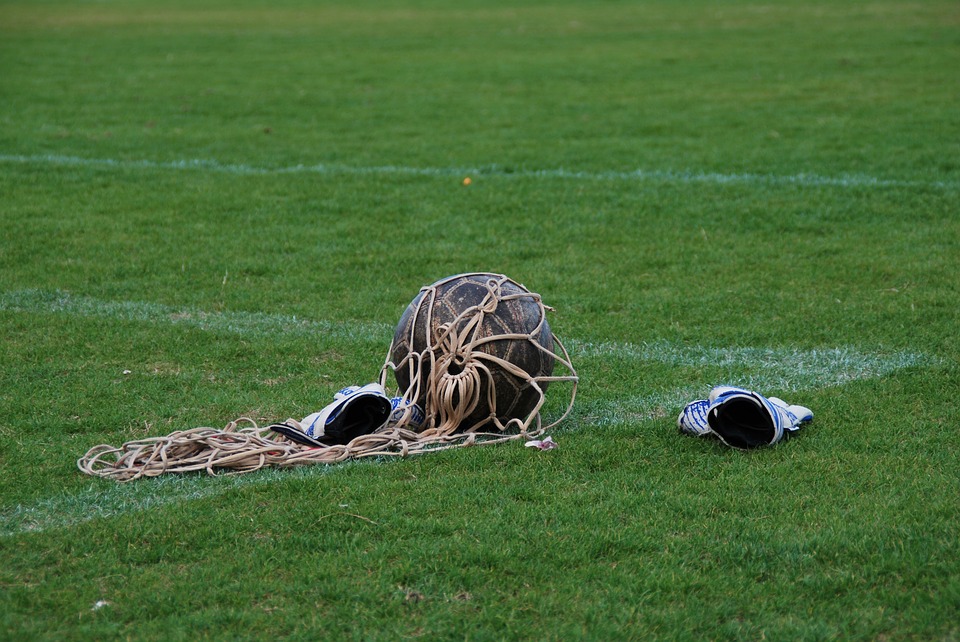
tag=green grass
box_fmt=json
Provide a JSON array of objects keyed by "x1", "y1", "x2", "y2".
[{"x1": 1, "y1": 0, "x2": 959, "y2": 639}]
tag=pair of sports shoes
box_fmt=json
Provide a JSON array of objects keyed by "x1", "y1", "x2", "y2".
[
  {"x1": 274, "y1": 382, "x2": 812, "y2": 450},
  {"x1": 270, "y1": 384, "x2": 425, "y2": 447},
  {"x1": 677, "y1": 386, "x2": 813, "y2": 449}
]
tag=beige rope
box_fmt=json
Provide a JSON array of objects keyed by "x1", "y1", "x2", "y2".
[
  {"x1": 382, "y1": 273, "x2": 578, "y2": 438},
  {"x1": 78, "y1": 273, "x2": 578, "y2": 482},
  {"x1": 78, "y1": 420, "x2": 442, "y2": 482}
]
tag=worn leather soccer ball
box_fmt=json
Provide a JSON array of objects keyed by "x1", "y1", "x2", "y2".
[{"x1": 390, "y1": 273, "x2": 555, "y2": 432}]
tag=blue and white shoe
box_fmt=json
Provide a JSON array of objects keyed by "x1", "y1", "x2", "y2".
[
  {"x1": 677, "y1": 399, "x2": 712, "y2": 437},
  {"x1": 706, "y1": 386, "x2": 813, "y2": 449},
  {"x1": 271, "y1": 383, "x2": 392, "y2": 447}
]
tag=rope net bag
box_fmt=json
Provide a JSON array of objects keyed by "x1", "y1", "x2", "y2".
[
  {"x1": 78, "y1": 273, "x2": 577, "y2": 482},
  {"x1": 380, "y1": 272, "x2": 578, "y2": 444}
]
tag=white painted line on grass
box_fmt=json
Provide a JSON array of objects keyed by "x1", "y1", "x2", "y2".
[
  {"x1": 2, "y1": 289, "x2": 934, "y2": 392},
  {"x1": 0, "y1": 288, "x2": 391, "y2": 343},
  {"x1": 2, "y1": 153, "x2": 956, "y2": 191},
  {"x1": 0, "y1": 464, "x2": 347, "y2": 539},
  {"x1": 567, "y1": 339, "x2": 934, "y2": 393},
  {"x1": 2, "y1": 289, "x2": 934, "y2": 391}
]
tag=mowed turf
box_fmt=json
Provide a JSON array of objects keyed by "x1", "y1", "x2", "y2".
[{"x1": 1, "y1": 0, "x2": 958, "y2": 640}]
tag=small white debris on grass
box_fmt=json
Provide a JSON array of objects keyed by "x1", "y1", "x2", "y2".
[
  {"x1": 525, "y1": 436, "x2": 557, "y2": 451},
  {"x1": 92, "y1": 600, "x2": 110, "y2": 610}
]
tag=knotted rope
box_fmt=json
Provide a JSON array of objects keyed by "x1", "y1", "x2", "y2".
[{"x1": 78, "y1": 419, "x2": 430, "y2": 482}]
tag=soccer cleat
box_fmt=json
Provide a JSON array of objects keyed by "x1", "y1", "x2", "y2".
[
  {"x1": 271, "y1": 383, "x2": 392, "y2": 447},
  {"x1": 706, "y1": 386, "x2": 813, "y2": 449},
  {"x1": 677, "y1": 399, "x2": 713, "y2": 437}
]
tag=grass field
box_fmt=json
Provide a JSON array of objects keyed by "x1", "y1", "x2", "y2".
[{"x1": 1, "y1": 0, "x2": 959, "y2": 639}]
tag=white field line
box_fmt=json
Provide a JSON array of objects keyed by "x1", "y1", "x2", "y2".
[
  {"x1": 2, "y1": 289, "x2": 934, "y2": 391},
  {"x1": 2, "y1": 152, "x2": 957, "y2": 191},
  {"x1": 0, "y1": 288, "x2": 391, "y2": 343},
  {"x1": 0, "y1": 464, "x2": 348, "y2": 539},
  {"x1": 566, "y1": 339, "x2": 933, "y2": 394},
  {"x1": 0, "y1": 289, "x2": 938, "y2": 537}
]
